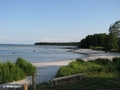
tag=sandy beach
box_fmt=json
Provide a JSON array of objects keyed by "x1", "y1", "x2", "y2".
[
  {"x1": 3, "y1": 49, "x2": 120, "y2": 86},
  {"x1": 70, "y1": 49, "x2": 120, "y2": 61}
]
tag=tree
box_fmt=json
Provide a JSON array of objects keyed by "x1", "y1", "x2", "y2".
[
  {"x1": 109, "y1": 20, "x2": 120, "y2": 37},
  {"x1": 105, "y1": 33, "x2": 118, "y2": 51},
  {"x1": 118, "y1": 38, "x2": 120, "y2": 51},
  {"x1": 78, "y1": 33, "x2": 106, "y2": 48}
]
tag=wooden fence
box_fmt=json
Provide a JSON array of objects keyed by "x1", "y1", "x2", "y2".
[{"x1": 49, "y1": 73, "x2": 83, "y2": 85}]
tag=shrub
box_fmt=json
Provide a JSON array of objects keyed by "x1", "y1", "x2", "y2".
[
  {"x1": 94, "y1": 58, "x2": 112, "y2": 65},
  {"x1": 0, "y1": 58, "x2": 36, "y2": 84},
  {"x1": 0, "y1": 61, "x2": 25, "y2": 83},
  {"x1": 112, "y1": 57, "x2": 120, "y2": 71},
  {"x1": 88, "y1": 65, "x2": 103, "y2": 74},
  {"x1": 56, "y1": 59, "x2": 86, "y2": 77},
  {"x1": 90, "y1": 46, "x2": 104, "y2": 50},
  {"x1": 16, "y1": 57, "x2": 36, "y2": 75},
  {"x1": 112, "y1": 57, "x2": 120, "y2": 63},
  {"x1": 90, "y1": 46, "x2": 95, "y2": 50},
  {"x1": 56, "y1": 58, "x2": 117, "y2": 77}
]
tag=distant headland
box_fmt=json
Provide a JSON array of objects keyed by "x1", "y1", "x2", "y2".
[{"x1": 34, "y1": 42, "x2": 79, "y2": 46}]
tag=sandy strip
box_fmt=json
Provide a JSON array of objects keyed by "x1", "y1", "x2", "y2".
[
  {"x1": 32, "y1": 59, "x2": 76, "y2": 67},
  {"x1": 69, "y1": 49, "x2": 120, "y2": 61}
]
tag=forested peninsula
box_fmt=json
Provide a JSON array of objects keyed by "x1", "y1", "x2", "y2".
[{"x1": 34, "y1": 42, "x2": 79, "y2": 46}]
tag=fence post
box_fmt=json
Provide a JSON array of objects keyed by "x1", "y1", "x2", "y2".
[
  {"x1": 32, "y1": 73, "x2": 36, "y2": 90},
  {"x1": 23, "y1": 84, "x2": 28, "y2": 90}
]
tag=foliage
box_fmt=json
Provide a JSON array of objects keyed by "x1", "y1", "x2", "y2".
[
  {"x1": 112, "y1": 57, "x2": 120, "y2": 71},
  {"x1": 93, "y1": 58, "x2": 111, "y2": 65},
  {"x1": 90, "y1": 46, "x2": 104, "y2": 50},
  {"x1": 78, "y1": 33, "x2": 106, "y2": 49},
  {"x1": 118, "y1": 38, "x2": 120, "y2": 51},
  {"x1": 78, "y1": 20, "x2": 120, "y2": 51},
  {"x1": 104, "y1": 33, "x2": 119, "y2": 51},
  {"x1": 56, "y1": 58, "x2": 119, "y2": 77},
  {"x1": 16, "y1": 57, "x2": 36, "y2": 76},
  {"x1": 0, "y1": 58, "x2": 36, "y2": 84},
  {"x1": 34, "y1": 42, "x2": 79, "y2": 46},
  {"x1": 109, "y1": 20, "x2": 120, "y2": 37},
  {"x1": 0, "y1": 61, "x2": 25, "y2": 84}
]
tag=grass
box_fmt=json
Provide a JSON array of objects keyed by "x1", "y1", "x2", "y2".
[
  {"x1": 34, "y1": 72, "x2": 120, "y2": 90},
  {"x1": 18, "y1": 58, "x2": 120, "y2": 90}
]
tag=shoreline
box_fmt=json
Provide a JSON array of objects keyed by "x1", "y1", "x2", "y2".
[
  {"x1": 3, "y1": 49, "x2": 120, "y2": 85},
  {"x1": 69, "y1": 49, "x2": 120, "y2": 61}
]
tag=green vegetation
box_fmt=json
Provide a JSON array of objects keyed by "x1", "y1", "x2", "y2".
[
  {"x1": 109, "y1": 20, "x2": 120, "y2": 37},
  {"x1": 34, "y1": 42, "x2": 79, "y2": 46},
  {"x1": 56, "y1": 58, "x2": 119, "y2": 77},
  {"x1": 16, "y1": 57, "x2": 36, "y2": 76},
  {"x1": 79, "y1": 33, "x2": 106, "y2": 49},
  {"x1": 79, "y1": 20, "x2": 120, "y2": 52},
  {"x1": 33, "y1": 73, "x2": 120, "y2": 90},
  {"x1": 0, "y1": 58, "x2": 36, "y2": 84},
  {"x1": 0, "y1": 61, "x2": 25, "y2": 83},
  {"x1": 33, "y1": 58, "x2": 120, "y2": 90}
]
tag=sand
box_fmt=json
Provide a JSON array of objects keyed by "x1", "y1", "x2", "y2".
[
  {"x1": 70, "y1": 49, "x2": 120, "y2": 61},
  {"x1": 32, "y1": 59, "x2": 76, "y2": 67},
  {"x1": 2, "y1": 49, "x2": 120, "y2": 86}
]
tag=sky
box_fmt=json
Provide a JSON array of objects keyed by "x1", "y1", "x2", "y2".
[{"x1": 0, "y1": 0, "x2": 120, "y2": 44}]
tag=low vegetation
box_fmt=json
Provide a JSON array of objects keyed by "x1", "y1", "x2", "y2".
[
  {"x1": 56, "y1": 58, "x2": 120, "y2": 77},
  {"x1": 0, "y1": 58, "x2": 36, "y2": 84},
  {"x1": 33, "y1": 57, "x2": 120, "y2": 90},
  {"x1": 16, "y1": 58, "x2": 36, "y2": 76}
]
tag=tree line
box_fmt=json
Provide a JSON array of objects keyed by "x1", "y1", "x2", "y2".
[
  {"x1": 34, "y1": 42, "x2": 79, "y2": 46},
  {"x1": 78, "y1": 20, "x2": 120, "y2": 52}
]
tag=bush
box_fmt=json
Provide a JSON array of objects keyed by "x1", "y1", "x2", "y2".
[
  {"x1": 112, "y1": 57, "x2": 120, "y2": 63},
  {"x1": 56, "y1": 58, "x2": 117, "y2": 77},
  {"x1": 112, "y1": 57, "x2": 120, "y2": 71},
  {"x1": 0, "y1": 58, "x2": 36, "y2": 84},
  {"x1": 0, "y1": 61, "x2": 25, "y2": 83},
  {"x1": 90, "y1": 46, "x2": 104, "y2": 50},
  {"x1": 16, "y1": 57, "x2": 36, "y2": 75},
  {"x1": 87, "y1": 63, "x2": 103, "y2": 74},
  {"x1": 94, "y1": 58, "x2": 112, "y2": 65}
]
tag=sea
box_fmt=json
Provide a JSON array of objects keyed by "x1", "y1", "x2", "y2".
[{"x1": 0, "y1": 44, "x2": 86, "y2": 84}]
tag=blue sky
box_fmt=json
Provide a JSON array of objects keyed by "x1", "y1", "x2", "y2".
[{"x1": 0, "y1": 0, "x2": 120, "y2": 44}]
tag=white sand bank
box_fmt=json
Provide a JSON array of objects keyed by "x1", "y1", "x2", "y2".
[{"x1": 32, "y1": 59, "x2": 75, "y2": 67}]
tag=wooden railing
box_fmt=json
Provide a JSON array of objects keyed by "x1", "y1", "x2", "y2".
[
  {"x1": 0, "y1": 73, "x2": 37, "y2": 90},
  {"x1": 49, "y1": 73, "x2": 83, "y2": 85}
]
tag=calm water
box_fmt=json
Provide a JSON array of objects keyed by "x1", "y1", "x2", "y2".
[
  {"x1": 0, "y1": 44, "x2": 85, "y2": 63},
  {"x1": 0, "y1": 44, "x2": 86, "y2": 83}
]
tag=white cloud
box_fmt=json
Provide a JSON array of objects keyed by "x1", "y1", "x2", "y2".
[
  {"x1": 43, "y1": 37, "x2": 51, "y2": 42},
  {"x1": 41, "y1": 37, "x2": 74, "y2": 42}
]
